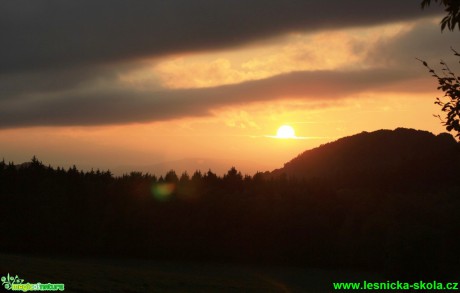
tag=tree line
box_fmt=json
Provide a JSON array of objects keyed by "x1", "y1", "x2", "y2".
[{"x1": 1, "y1": 157, "x2": 459, "y2": 280}]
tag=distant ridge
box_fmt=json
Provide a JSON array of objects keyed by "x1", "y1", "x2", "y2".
[{"x1": 272, "y1": 128, "x2": 460, "y2": 190}]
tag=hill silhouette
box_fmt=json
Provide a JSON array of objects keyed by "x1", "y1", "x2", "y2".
[
  {"x1": 273, "y1": 128, "x2": 460, "y2": 190},
  {"x1": 1, "y1": 128, "x2": 460, "y2": 283}
]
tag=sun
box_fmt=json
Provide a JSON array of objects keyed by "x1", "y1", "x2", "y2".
[{"x1": 276, "y1": 125, "x2": 296, "y2": 139}]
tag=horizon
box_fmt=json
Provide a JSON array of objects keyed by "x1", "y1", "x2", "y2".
[
  {"x1": 4, "y1": 127, "x2": 455, "y2": 177},
  {"x1": 0, "y1": 1, "x2": 454, "y2": 176}
]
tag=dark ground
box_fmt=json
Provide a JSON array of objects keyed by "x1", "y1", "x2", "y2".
[{"x1": 0, "y1": 253, "x2": 382, "y2": 293}]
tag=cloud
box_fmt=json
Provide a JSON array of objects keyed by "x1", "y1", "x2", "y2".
[
  {"x1": 152, "y1": 30, "x2": 365, "y2": 89},
  {"x1": 0, "y1": 64, "x2": 127, "y2": 100},
  {"x1": 0, "y1": 2, "x2": 449, "y2": 129},
  {"x1": 0, "y1": 68, "x2": 420, "y2": 128},
  {"x1": 365, "y1": 19, "x2": 460, "y2": 69},
  {"x1": 0, "y1": 0, "x2": 442, "y2": 74},
  {"x1": 219, "y1": 110, "x2": 260, "y2": 129}
]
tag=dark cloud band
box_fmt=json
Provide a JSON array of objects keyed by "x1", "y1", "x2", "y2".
[
  {"x1": 0, "y1": 68, "x2": 420, "y2": 128},
  {"x1": 0, "y1": 0, "x2": 442, "y2": 74},
  {"x1": 0, "y1": 1, "x2": 447, "y2": 128}
]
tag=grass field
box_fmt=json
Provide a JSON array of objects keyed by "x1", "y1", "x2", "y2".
[{"x1": 0, "y1": 253, "x2": 382, "y2": 292}]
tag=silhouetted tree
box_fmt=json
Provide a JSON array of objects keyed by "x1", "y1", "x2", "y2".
[
  {"x1": 420, "y1": 1, "x2": 460, "y2": 138},
  {"x1": 179, "y1": 171, "x2": 190, "y2": 183},
  {"x1": 223, "y1": 167, "x2": 243, "y2": 192},
  {"x1": 419, "y1": 50, "x2": 460, "y2": 139},
  {"x1": 164, "y1": 170, "x2": 179, "y2": 183},
  {"x1": 191, "y1": 170, "x2": 203, "y2": 183},
  {"x1": 422, "y1": 0, "x2": 460, "y2": 31},
  {"x1": 1, "y1": 143, "x2": 459, "y2": 279},
  {"x1": 203, "y1": 169, "x2": 219, "y2": 186}
]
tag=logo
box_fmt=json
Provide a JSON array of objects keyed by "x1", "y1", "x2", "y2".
[{"x1": 1, "y1": 274, "x2": 64, "y2": 292}]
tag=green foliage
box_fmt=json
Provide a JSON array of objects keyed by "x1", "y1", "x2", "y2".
[
  {"x1": 418, "y1": 49, "x2": 460, "y2": 138},
  {"x1": 421, "y1": 0, "x2": 460, "y2": 31}
]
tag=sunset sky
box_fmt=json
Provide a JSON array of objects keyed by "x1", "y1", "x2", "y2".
[{"x1": 0, "y1": 1, "x2": 457, "y2": 175}]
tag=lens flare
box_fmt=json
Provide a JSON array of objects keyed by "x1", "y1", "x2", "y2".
[{"x1": 151, "y1": 183, "x2": 175, "y2": 201}]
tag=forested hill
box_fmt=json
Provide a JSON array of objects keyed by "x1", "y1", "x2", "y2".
[
  {"x1": 1, "y1": 128, "x2": 460, "y2": 280},
  {"x1": 272, "y1": 128, "x2": 460, "y2": 190}
]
